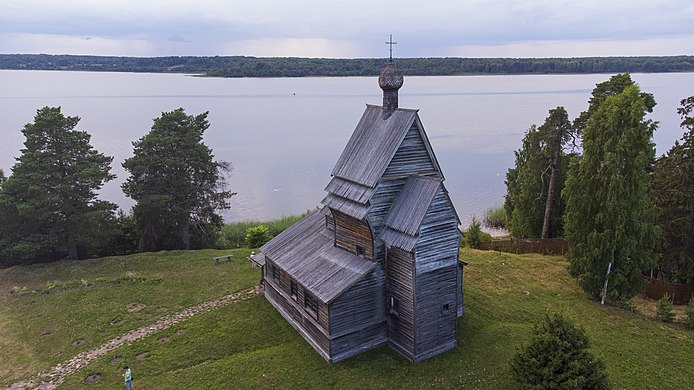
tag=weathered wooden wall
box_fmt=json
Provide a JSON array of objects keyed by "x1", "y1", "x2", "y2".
[
  {"x1": 383, "y1": 122, "x2": 438, "y2": 178},
  {"x1": 414, "y1": 265, "x2": 458, "y2": 361},
  {"x1": 264, "y1": 258, "x2": 331, "y2": 358},
  {"x1": 385, "y1": 246, "x2": 416, "y2": 359},
  {"x1": 329, "y1": 267, "x2": 387, "y2": 362},
  {"x1": 333, "y1": 210, "x2": 373, "y2": 259}
]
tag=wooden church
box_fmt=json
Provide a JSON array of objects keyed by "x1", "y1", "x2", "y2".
[{"x1": 251, "y1": 60, "x2": 464, "y2": 363}]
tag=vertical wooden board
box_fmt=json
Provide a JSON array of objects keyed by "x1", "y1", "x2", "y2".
[
  {"x1": 385, "y1": 246, "x2": 416, "y2": 357},
  {"x1": 414, "y1": 265, "x2": 458, "y2": 357}
]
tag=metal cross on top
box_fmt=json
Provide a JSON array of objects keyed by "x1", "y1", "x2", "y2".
[{"x1": 386, "y1": 34, "x2": 397, "y2": 62}]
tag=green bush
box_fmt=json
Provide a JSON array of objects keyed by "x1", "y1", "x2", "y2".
[
  {"x1": 483, "y1": 205, "x2": 509, "y2": 230},
  {"x1": 245, "y1": 225, "x2": 272, "y2": 248},
  {"x1": 216, "y1": 212, "x2": 308, "y2": 249},
  {"x1": 685, "y1": 297, "x2": 694, "y2": 330},
  {"x1": 656, "y1": 293, "x2": 675, "y2": 323},
  {"x1": 511, "y1": 313, "x2": 611, "y2": 390},
  {"x1": 466, "y1": 217, "x2": 483, "y2": 249}
]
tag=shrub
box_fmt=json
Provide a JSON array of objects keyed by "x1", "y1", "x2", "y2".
[
  {"x1": 216, "y1": 212, "x2": 308, "y2": 249},
  {"x1": 483, "y1": 205, "x2": 509, "y2": 230},
  {"x1": 511, "y1": 313, "x2": 610, "y2": 390},
  {"x1": 656, "y1": 293, "x2": 675, "y2": 323},
  {"x1": 685, "y1": 297, "x2": 694, "y2": 330},
  {"x1": 466, "y1": 217, "x2": 483, "y2": 249},
  {"x1": 245, "y1": 225, "x2": 272, "y2": 248}
]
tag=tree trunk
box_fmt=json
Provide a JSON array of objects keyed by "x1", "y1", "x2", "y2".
[
  {"x1": 542, "y1": 145, "x2": 561, "y2": 238},
  {"x1": 179, "y1": 222, "x2": 191, "y2": 250}
]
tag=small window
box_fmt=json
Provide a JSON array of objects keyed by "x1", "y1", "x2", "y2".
[
  {"x1": 290, "y1": 280, "x2": 298, "y2": 301},
  {"x1": 305, "y1": 291, "x2": 319, "y2": 320},
  {"x1": 442, "y1": 303, "x2": 450, "y2": 312},
  {"x1": 272, "y1": 265, "x2": 280, "y2": 282},
  {"x1": 389, "y1": 296, "x2": 400, "y2": 316},
  {"x1": 356, "y1": 244, "x2": 366, "y2": 257}
]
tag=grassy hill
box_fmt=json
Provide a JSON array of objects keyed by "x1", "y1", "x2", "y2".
[{"x1": 1, "y1": 248, "x2": 692, "y2": 389}]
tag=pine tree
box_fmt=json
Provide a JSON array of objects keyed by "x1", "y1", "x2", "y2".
[
  {"x1": 505, "y1": 108, "x2": 573, "y2": 238},
  {"x1": 563, "y1": 85, "x2": 659, "y2": 301},
  {"x1": 0, "y1": 107, "x2": 116, "y2": 264},
  {"x1": 650, "y1": 96, "x2": 694, "y2": 283},
  {"x1": 122, "y1": 108, "x2": 234, "y2": 251}
]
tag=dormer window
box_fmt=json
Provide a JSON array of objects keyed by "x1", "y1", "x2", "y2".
[{"x1": 356, "y1": 244, "x2": 366, "y2": 257}]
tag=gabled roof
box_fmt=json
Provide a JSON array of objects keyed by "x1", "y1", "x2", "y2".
[
  {"x1": 331, "y1": 105, "x2": 420, "y2": 188},
  {"x1": 260, "y1": 208, "x2": 376, "y2": 304},
  {"x1": 381, "y1": 176, "x2": 445, "y2": 252},
  {"x1": 385, "y1": 176, "x2": 442, "y2": 235}
]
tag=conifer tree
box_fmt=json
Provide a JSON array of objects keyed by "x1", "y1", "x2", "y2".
[
  {"x1": 511, "y1": 313, "x2": 610, "y2": 390},
  {"x1": 563, "y1": 85, "x2": 659, "y2": 301},
  {"x1": 505, "y1": 107, "x2": 572, "y2": 238},
  {"x1": 650, "y1": 96, "x2": 694, "y2": 283},
  {"x1": 0, "y1": 107, "x2": 116, "y2": 264},
  {"x1": 122, "y1": 108, "x2": 234, "y2": 251}
]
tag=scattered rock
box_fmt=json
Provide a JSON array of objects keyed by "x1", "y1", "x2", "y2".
[
  {"x1": 175, "y1": 328, "x2": 188, "y2": 336},
  {"x1": 126, "y1": 303, "x2": 146, "y2": 313},
  {"x1": 136, "y1": 352, "x2": 150, "y2": 360},
  {"x1": 72, "y1": 338, "x2": 85, "y2": 346},
  {"x1": 157, "y1": 336, "x2": 170, "y2": 344},
  {"x1": 111, "y1": 318, "x2": 124, "y2": 326},
  {"x1": 41, "y1": 330, "x2": 52, "y2": 336},
  {"x1": 110, "y1": 356, "x2": 122, "y2": 365},
  {"x1": 139, "y1": 313, "x2": 151, "y2": 320},
  {"x1": 156, "y1": 307, "x2": 168, "y2": 313},
  {"x1": 84, "y1": 373, "x2": 102, "y2": 384}
]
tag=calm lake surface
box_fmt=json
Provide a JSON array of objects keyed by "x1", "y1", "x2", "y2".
[{"x1": 1, "y1": 70, "x2": 693, "y2": 228}]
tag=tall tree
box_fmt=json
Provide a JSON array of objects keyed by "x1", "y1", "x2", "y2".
[
  {"x1": 573, "y1": 73, "x2": 656, "y2": 133},
  {"x1": 539, "y1": 107, "x2": 574, "y2": 238},
  {"x1": 0, "y1": 107, "x2": 116, "y2": 264},
  {"x1": 122, "y1": 108, "x2": 233, "y2": 251},
  {"x1": 563, "y1": 85, "x2": 659, "y2": 301},
  {"x1": 505, "y1": 108, "x2": 572, "y2": 238},
  {"x1": 650, "y1": 96, "x2": 694, "y2": 283}
]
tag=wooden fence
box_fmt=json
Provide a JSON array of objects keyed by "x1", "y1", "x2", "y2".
[
  {"x1": 478, "y1": 238, "x2": 568, "y2": 255},
  {"x1": 641, "y1": 275, "x2": 694, "y2": 305}
]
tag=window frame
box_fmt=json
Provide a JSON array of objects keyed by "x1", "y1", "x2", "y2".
[
  {"x1": 290, "y1": 279, "x2": 298, "y2": 301},
  {"x1": 304, "y1": 290, "x2": 319, "y2": 320},
  {"x1": 356, "y1": 244, "x2": 366, "y2": 257},
  {"x1": 388, "y1": 295, "x2": 400, "y2": 317}
]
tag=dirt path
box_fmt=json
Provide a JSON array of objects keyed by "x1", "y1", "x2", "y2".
[{"x1": 5, "y1": 286, "x2": 262, "y2": 390}]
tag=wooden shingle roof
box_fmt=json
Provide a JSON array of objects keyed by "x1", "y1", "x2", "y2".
[
  {"x1": 381, "y1": 176, "x2": 443, "y2": 251},
  {"x1": 260, "y1": 208, "x2": 376, "y2": 303},
  {"x1": 331, "y1": 105, "x2": 420, "y2": 188}
]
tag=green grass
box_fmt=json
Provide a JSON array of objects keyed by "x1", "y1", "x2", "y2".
[
  {"x1": 216, "y1": 212, "x2": 309, "y2": 248},
  {"x1": 1, "y1": 248, "x2": 693, "y2": 389}
]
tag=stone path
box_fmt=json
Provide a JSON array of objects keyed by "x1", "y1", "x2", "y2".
[{"x1": 5, "y1": 286, "x2": 262, "y2": 390}]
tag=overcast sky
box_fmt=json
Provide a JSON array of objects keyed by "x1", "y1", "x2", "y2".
[{"x1": 1, "y1": 0, "x2": 693, "y2": 58}]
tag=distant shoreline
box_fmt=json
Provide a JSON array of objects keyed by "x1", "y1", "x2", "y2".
[{"x1": 2, "y1": 54, "x2": 694, "y2": 78}]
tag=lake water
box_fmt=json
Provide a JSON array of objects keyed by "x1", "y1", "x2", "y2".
[{"x1": 1, "y1": 70, "x2": 693, "y2": 228}]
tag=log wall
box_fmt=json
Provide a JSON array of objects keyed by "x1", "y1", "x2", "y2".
[{"x1": 333, "y1": 210, "x2": 374, "y2": 260}]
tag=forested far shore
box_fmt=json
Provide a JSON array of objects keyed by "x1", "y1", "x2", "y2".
[{"x1": 1, "y1": 54, "x2": 694, "y2": 77}]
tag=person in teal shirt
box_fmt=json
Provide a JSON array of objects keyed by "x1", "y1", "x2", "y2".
[{"x1": 123, "y1": 366, "x2": 132, "y2": 389}]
